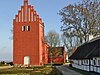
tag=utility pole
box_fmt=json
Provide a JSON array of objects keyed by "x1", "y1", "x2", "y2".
[{"x1": 50, "y1": 53, "x2": 53, "y2": 67}]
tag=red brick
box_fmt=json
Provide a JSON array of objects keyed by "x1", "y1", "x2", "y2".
[{"x1": 13, "y1": 0, "x2": 48, "y2": 66}]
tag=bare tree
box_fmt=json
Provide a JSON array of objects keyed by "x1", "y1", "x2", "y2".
[
  {"x1": 61, "y1": 33, "x2": 72, "y2": 49},
  {"x1": 59, "y1": 0, "x2": 100, "y2": 57},
  {"x1": 59, "y1": 0, "x2": 100, "y2": 44},
  {"x1": 61, "y1": 33, "x2": 80, "y2": 57},
  {"x1": 45, "y1": 30, "x2": 60, "y2": 47}
]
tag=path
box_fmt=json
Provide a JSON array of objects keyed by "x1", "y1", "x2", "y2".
[
  {"x1": 0, "y1": 66, "x2": 13, "y2": 70},
  {"x1": 56, "y1": 64, "x2": 83, "y2": 75}
]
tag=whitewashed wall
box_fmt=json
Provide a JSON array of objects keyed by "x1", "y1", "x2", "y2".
[{"x1": 71, "y1": 58, "x2": 100, "y2": 73}]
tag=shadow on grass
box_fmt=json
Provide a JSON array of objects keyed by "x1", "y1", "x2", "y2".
[
  {"x1": 0, "y1": 66, "x2": 62, "y2": 75},
  {"x1": 48, "y1": 67, "x2": 63, "y2": 75}
]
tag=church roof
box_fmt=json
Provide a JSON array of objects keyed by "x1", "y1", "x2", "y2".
[
  {"x1": 48, "y1": 47, "x2": 65, "y2": 57},
  {"x1": 69, "y1": 36, "x2": 100, "y2": 59}
]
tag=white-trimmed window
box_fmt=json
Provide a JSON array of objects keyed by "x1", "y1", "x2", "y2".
[
  {"x1": 27, "y1": 26, "x2": 30, "y2": 31},
  {"x1": 22, "y1": 26, "x2": 25, "y2": 31},
  {"x1": 98, "y1": 60, "x2": 100, "y2": 66}
]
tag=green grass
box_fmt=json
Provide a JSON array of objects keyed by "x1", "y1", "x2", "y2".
[
  {"x1": 0, "y1": 66, "x2": 62, "y2": 75},
  {"x1": 0, "y1": 62, "x2": 9, "y2": 66},
  {"x1": 0, "y1": 64, "x2": 9, "y2": 66}
]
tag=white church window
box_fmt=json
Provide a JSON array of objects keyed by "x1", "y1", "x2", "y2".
[
  {"x1": 27, "y1": 26, "x2": 30, "y2": 31},
  {"x1": 22, "y1": 26, "x2": 25, "y2": 31}
]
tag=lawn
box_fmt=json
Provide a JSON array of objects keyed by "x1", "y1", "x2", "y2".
[
  {"x1": 0, "y1": 66, "x2": 62, "y2": 75},
  {"x1": 0, "y1": 64, "x2": 9, "y2": 66},
  {"x1": 0, "y1": 61, "x2": 11, "y2": 66}
]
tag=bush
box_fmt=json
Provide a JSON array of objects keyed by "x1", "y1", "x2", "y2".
[
  {"x1": 69, "y1": 64, "x2": 72, "y2": 67},
  {"x1": 7, "y1": 62, "x2": 14, "y2": 66},
  {"x1": 0, "y1": 61, "x2": 5, "y2": 64}
]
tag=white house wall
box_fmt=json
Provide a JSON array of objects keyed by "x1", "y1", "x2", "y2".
[{"x1": 71, "y1": 58, "x2": 100, "y2": 73}]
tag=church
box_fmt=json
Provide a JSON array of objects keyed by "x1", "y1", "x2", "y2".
[
  {"x1": 13, "y1": 0, "x2": 48, "y2": 66},
  {"x1": 13, "y1": 0, "x2": 66, "y2": 66}
]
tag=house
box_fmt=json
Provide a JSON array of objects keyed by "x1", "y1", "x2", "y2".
[
  {"x1": 13, "y1": 0, "x2": 48, "y2": 66},
  {"x1": 69, "y1": 36, "x2": 100, "y2": 73},
  {"x1": 48, "y1": 47, "x2": 66, "y2": 64}
]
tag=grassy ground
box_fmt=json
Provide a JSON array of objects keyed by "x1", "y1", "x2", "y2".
[
  {"x1": 0, "y1": 66, "x2": 62, "y2": 75},
  {"x1": 0, "y1": 64, "x2": 9, "y2": 66},
  {"x1": 0, "y1": 62, "x2": 10, "y2": 66},
  {"x1": 0, "y1": 62, "x2": 9, "y2": 66}
]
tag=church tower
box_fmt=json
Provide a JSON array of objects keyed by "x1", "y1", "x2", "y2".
[{"x1": 13, "y1": 0, "x2": 48, "y2": 65}]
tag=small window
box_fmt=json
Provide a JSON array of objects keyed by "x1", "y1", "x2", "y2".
[
  {"x1": 27, "y1": 26, "x2": 30, "y2": 31},
  {"x1": 98, "y1": 60, "x2": 100, "y2": 65},
  {"x1": 22, "y1": 26, "x2": 25, "y2": 31}
]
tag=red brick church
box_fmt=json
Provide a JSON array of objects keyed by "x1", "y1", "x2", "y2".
[
  {"x1": 13, "y1": 0, "x2": 66, "y2": 66},
  {"x1": 13, "y1": 0, "x2": 48, "y2": 66}
]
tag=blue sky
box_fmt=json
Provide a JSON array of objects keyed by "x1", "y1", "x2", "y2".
[{"x1": 0, "y1": 0, "x2": 80, "y2": 61}]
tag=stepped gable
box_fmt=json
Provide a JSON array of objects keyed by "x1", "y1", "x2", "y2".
[{"x1": 13, "y1": 0, "x2": 43, "y2": 25}]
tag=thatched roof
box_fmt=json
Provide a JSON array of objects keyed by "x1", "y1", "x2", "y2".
[{"x1": 69, "y1": 36, "x2": 100, "y2": 59}]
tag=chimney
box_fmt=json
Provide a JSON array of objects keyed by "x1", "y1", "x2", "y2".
[
  {"x1": 88, "y1": 35, "x2": 94, "y2": 41},
  {"x1": 74, "y1": 47, "x2": 77, "y2": 52}
]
